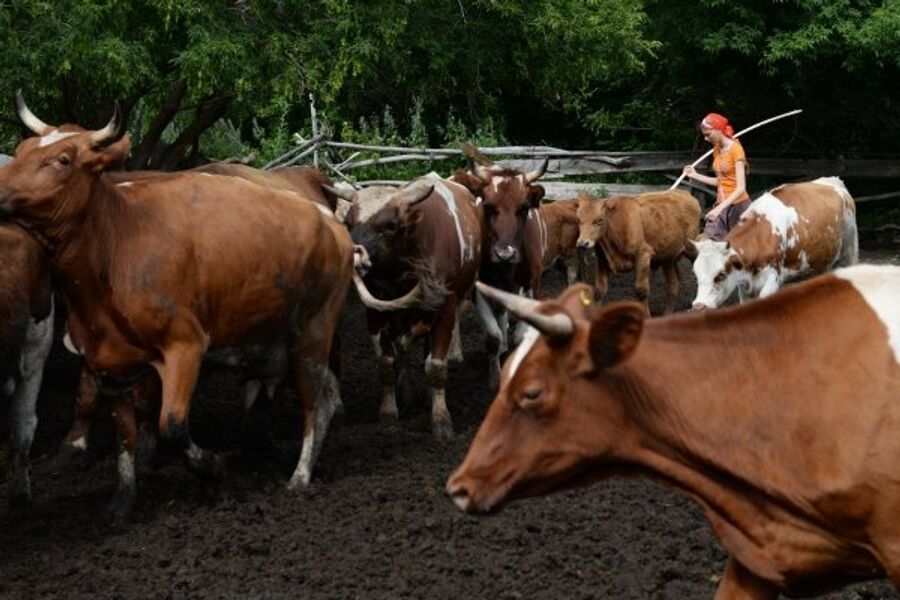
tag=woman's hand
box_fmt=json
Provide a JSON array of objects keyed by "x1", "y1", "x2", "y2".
[
  {"x1": 705, "y1": 204, "x2": 724, "y2": 222},
  {"x1": 682, "y1": 165, "x2": 696, "y2": 179}
]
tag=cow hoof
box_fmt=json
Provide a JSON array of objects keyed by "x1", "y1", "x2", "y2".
[
  {"x1": 186, "y1": 452, "x2": 226, "y2": 482},
  {"x1": 432, "y1": 420, "x2": 454, "y2": 441},
  {"x1": 52, "y1": 441, "x2": 89, "y2": 474},
  {"x1": 285, "y1": 476, "x2": 311, "y2": 494},
  {"x1": 379, "y1": 407, "x2": 399, "y2": 421}
]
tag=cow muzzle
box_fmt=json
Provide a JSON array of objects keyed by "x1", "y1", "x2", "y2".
[
  {"x1": 691, "y1": 301, "x2": 709, "y2": 311},
  {"x1": 492, "y1": 243, "x2": 519, "y2": 263},
  {"x1": 576, "y1": 238, "x2": 594, "y2": 249}
]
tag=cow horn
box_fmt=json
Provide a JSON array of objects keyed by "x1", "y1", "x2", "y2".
[
  {"x1": 352, "y1": 271, "x2": 423, "y2": 312},
  {"x1": 90, "y1": 101, "x2": 125, "y2": 147},
  {"x1": 323, "y1": 184, "x2": 357, "y2": 202},
  {"x1": 15, "y1": 90, "x2": 51, "y2": 135},
  {"x1": 396, "y1": 183, "x2": 434, "y2": 207},
  {"x1": 524, "y1": 157, "x2": 549, "y2": 184},
  {"x1": 475, "y1": 281, "x2": 574, "y2": 338},
  {"x1": 470, "y1": 161, "x2": 493, "y2": 184}
]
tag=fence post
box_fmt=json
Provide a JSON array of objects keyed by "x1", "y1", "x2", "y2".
[{"x1": 309, "y1": 93, "x2": 319, "y2": 169}]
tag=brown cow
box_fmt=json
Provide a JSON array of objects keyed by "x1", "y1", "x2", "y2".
[
  {"x1": 535, "y1": 199, "x2": 580, "y2": 285},
  {"x1": 452, "y1": 159, "x2": 550, "y2": 389},
  {"x1": 0, "y1": 223, "x2": 53, "y2": 505},
  {"x1": 192, "y1": 162, "x2": 342, "y2": 211},
  {"x1": 576, "y1": 189, "x2": 700, "y2": 314},
  {"x1": 336, "y1": 173, "x2": 482, "y2": 438},
  {"x1": 447, "y1": 266, "x2": 900, "y2": 598},
  {"x1": 0, "y1": 94, "x2": 352, "y2": 521},
  {"x1": 692, "y1": 177, "x2": 858, "y2": 309}
]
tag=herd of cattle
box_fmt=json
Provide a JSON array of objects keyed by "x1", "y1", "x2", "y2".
[{"x1": 1, "y1": 95, "x2": 899, "y2": 598}]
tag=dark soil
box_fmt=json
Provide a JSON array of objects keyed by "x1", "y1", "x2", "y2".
[{"x1": 1, "y1": 243, "x2": 898, "y2": 600}]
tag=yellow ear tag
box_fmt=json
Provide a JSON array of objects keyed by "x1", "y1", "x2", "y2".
[{"x1": 580, "y1": 290, "x2": 592, "y2": 306}]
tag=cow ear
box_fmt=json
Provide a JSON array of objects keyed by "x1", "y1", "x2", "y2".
[
  {"x1": 83, "y1": 134, "x2": 131, "y2": 173},
  {"x1": 528, "y1": 184, "x2": 545, "y2": 208},
  {"x1": 452, "y1": 170, "x2": 484, "y2": 195},
  {"x1": 588, "y1": 302, "x2": 645, "y2": 369},
  {"x1": 728, "y1": 253, "x2": 744, "y2": 271}
]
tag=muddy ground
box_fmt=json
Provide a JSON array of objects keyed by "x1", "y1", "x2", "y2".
[{"x1": 1, "y1": 243, "x2": 898, "y2": 600}]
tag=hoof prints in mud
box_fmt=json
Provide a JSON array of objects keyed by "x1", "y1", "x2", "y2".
[{"x1": 1, "y1": 244, "x2": 898, "y2": 599}]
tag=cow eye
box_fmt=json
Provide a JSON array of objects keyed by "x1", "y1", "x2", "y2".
[
  {"x1": 57, "y1": 155, "x2": 71, "y2": 166},
  {"x1": 520, "y1": 387, "x2": 543, "y2": 404},
  {"x1": 713, "y1": 272, "x2": 726, "y2": 284}
]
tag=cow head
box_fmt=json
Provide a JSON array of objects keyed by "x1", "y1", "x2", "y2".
[
  {"x1": 690, "y1": 239, "x2": 746, "y2": 310},
  {"x1": 342, "y1": 182, "x2": 434, "y2": 272},
  {"x1": 446, "y1": 282, "x2": 645, "y2": 513},
  {"x1": 575, "y1": 192, "x2": 606, "y2": 249},
  {"x1": 0, "y1": 91, "x2": 130, "y2": 225},
  {"x1": 456, "y1": 158, "x2": 548, "y2": 264}
]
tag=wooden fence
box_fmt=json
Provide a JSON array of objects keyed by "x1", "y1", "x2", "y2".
[{"x1": 261, "y1": 96, "x2": 900, "y2": 204}]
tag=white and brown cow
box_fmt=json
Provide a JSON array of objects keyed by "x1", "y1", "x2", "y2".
[
  {"x1": 337, "y1": 173, "x2": 482, "y2": 438},
  {"x1": 692, "y1": 176, "x2": 858, "y2": 309},
  {"x1": 448, "y1": 265, "x2": 900, "y2": 598},
  {"x1": 0, "y1": 223, "x2": 53, "y2": 505},
  {"x1": 576, "y1": 189, "x2": 701, "y2": 314},
  {"x1": 451, "y1": 159, "x2": 550, "y2": 389}
]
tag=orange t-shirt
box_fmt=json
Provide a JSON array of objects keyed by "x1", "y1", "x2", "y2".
[{"x1": 712, "y1": 140, "x2": 749, "y2": 204}]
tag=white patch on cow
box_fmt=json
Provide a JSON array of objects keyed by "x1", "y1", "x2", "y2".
[
  {"x1": 70, "y1": 436, "x2": 88, "y2": 451},
  {"x1": 371, "y1": 334, "x2": 382, "y2": 358},
  {"x1": 117, "y1": 450, "x2": 136, "y2": 490},
  {"x1": 116, "y1": 181, "x2": 134, "y2": 188},
  {"x1": 355, "y1": 186, "x2": 400, "y2": 223},
  {"x1": 812, "y1": 176, "x2": 851, "y2": 201},
  {"x1": 38, "y1": 130, "x2": 78, "y2": 147},
  {"x1": 746, "y1": 192, "x2": 800, "y2": 248},
  {"x1": 835, "y1": 264, "x2": 900, "y2": 363},
  {"x1": 315, "y1": 203, "x2": 334, "y2": 218},
  {"x1": 490, "y1": 176, "x2": 502, "y2": 194},
  {"x1": 506, "y1": 326, "x2": 540, "y2": 383},
  {"x1": 425, "y1": 173, "x2": 470, "y2": 265},
  {"x1": 537, "y1": 209, "x2": 548, "y2": 258}
]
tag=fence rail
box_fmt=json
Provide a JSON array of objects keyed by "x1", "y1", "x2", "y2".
[{"x1": 264, "y1": 96, "x2": 900, "y2": 203}]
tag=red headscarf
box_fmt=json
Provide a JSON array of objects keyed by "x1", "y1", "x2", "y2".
[{"x1": 700, "y1": 113, "x2": 734, "y2": 138}]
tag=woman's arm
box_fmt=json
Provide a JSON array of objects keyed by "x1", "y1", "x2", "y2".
[
  {"x1": 682, "y1": 165, "x2": 718, "y2": 187},
  {"x1": 705, "y1": 161, "x2": 746, "y2": 220}
]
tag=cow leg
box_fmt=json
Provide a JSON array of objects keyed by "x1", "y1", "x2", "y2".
[
  {"x1": 634, "y1": 248, "x2": 653, "y2": 315},
  {"x1": 153, "y1": 344, "x2": 221, "y2": 478},
  {"x1": 9, "y1": 310, "x2": 54, "y2": 506},
  {"x1": 714, "y1": 557, "x2": 778, "y2": 600},
  {"x1": 661, "y1": 260, "x2": 680, "y2": 315},
  {"x1": 62, "y1": 366, "x2": 99, "y2": 454},
  {"x1": 475, "y1": 289, "x2": 505, "y2": 391},
  {"x1": 374, "y1": 333, "x2": 400, "y2": 420},
  {"x1": 447, "y1": 316, "x2": 464, "y2": 364},
  {"x1": 287, "y1": 302, "x2": 344, "y2": 491},
  {"x1": 427, "y1": 301, "x2": 457, "y2": 440},
  {"x1": 594, "y1": 251, "x2": 610, "y2": 302},
  {"x1": 757, "y1": 271, "x2": 782, "y2": 299},
  {"x1": 109, "y1": 392, "x2": 139, "y2": 526}
]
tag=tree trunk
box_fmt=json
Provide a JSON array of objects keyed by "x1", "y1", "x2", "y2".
[
  {"x1": 157, "y1": 93, "x2": 231, "y2": 171},
  {"x1": 128, "y1": 79, "x2": 187, "y2": 170}
]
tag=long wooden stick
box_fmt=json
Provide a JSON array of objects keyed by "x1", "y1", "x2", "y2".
[{"x1": 668, "y1": 109, "x2": 802, "y2": 191}]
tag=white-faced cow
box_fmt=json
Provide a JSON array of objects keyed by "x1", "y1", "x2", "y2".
[
  {"x1": 448, "y1": 266, "x2": 900, "y2": 598},
  {"x1": 335, "y1": 173, "x2": 482, "y2": 438},
  {"x1": 576, "y1": 190, "x2": 700, "y2": 314},
  {"x1": 452, "y1": 159, "x2": 550, "y2": 389},
  {"x1": 0, "y1": 93, "x2": 352, "y2": 521},
  {"x1": 0, "y1": 222, "x2": 53, "y2": 505},
  {"x1": 692, "y1": 177, "x2": 858, "y2": 310}
]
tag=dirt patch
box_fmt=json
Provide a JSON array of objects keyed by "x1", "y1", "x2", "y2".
[{"x1": 0, "y1": 244, "x2": 897, "y2": 599}]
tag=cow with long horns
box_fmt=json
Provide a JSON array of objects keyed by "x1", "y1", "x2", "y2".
[
  {"x1": 448, "y1": 266, "x2": 900, "y2": 598},
  {"x1": 452, "y1": 158, "x2": 550, "y2": 389},
  {"x1": 331, "y1": 173, "x2": 482, "y2": 438},
  {"x1": 0, "y1": 93, "x2": 353, "y2": 521}
]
